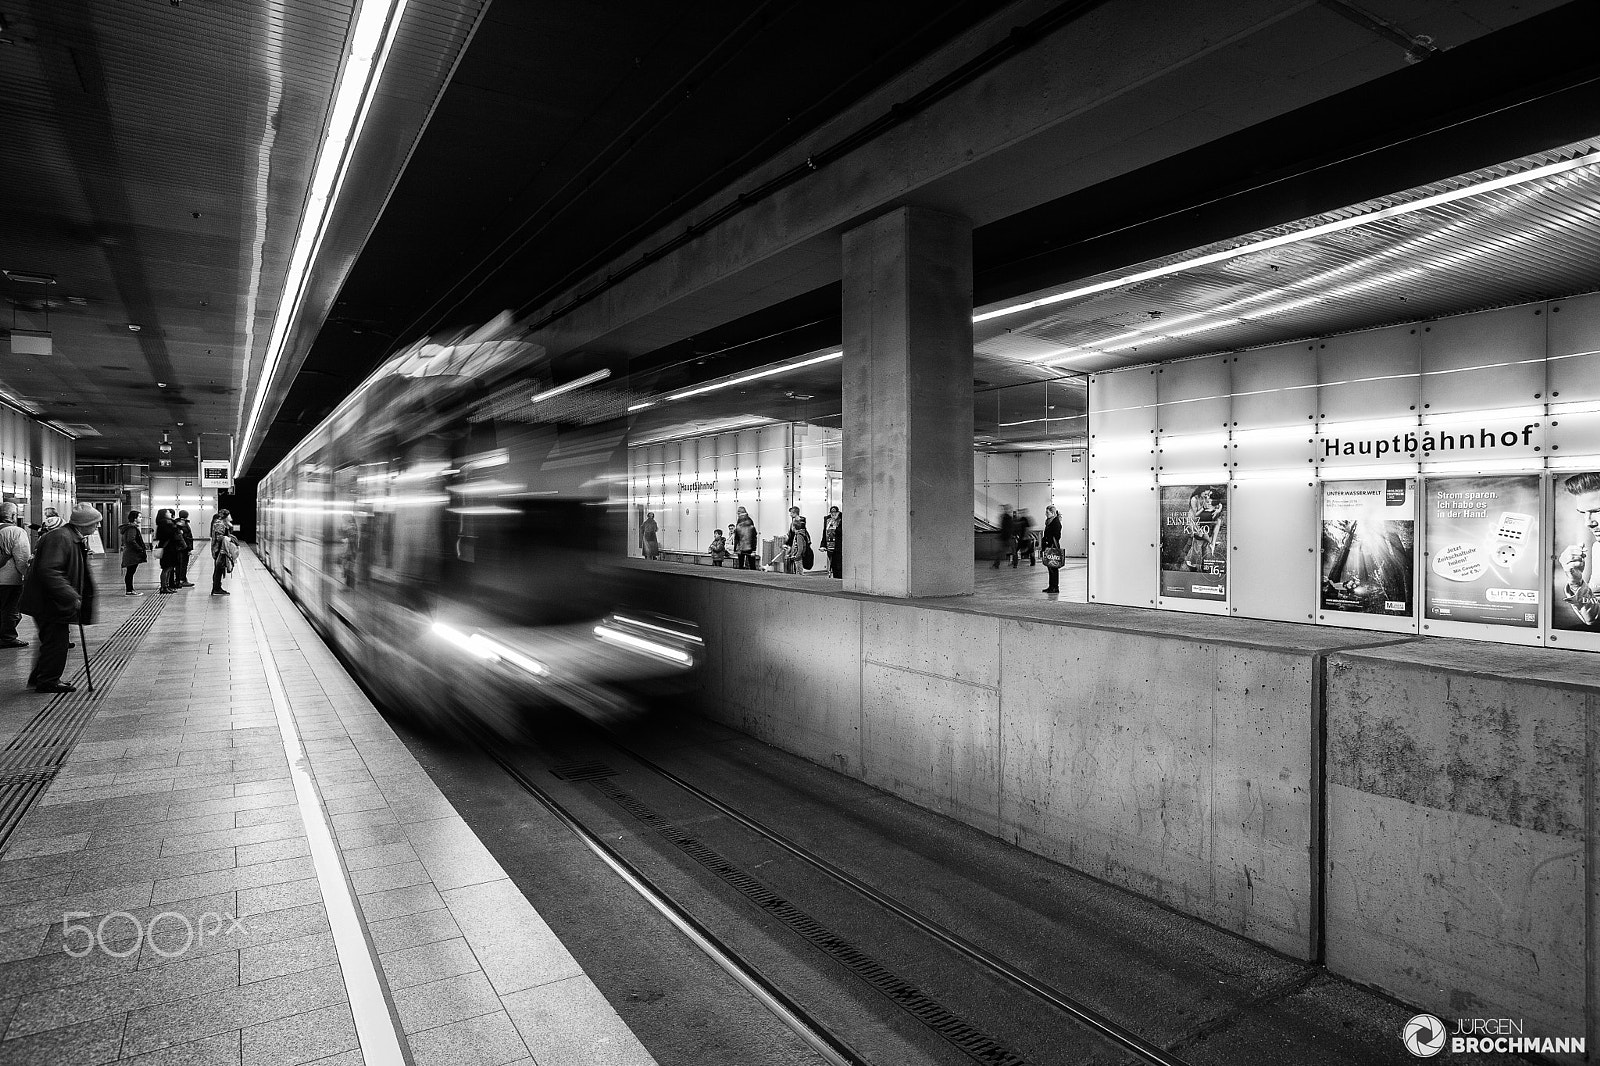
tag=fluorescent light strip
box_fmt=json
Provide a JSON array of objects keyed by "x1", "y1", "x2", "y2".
[
  {"x1": 531, "y1": 368, "x2": 610, "y2": 404},
  {"x1": 240, "y1": 0, "x2": 411, "y2": 467},
  {"x1": 667, "y1": 351, "x2": 842, "y2": 401},
  {"x1": 974, "y1": 148, "x2": 1600, "y2": 324}
]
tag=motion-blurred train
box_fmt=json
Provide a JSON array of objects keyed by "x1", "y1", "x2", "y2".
[{"x1": 257, "y1": 316, "x2": 703, "y2": 733}]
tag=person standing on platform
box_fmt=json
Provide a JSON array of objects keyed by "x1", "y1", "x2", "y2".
[
  {"x1": 119, "y1": 510, "x2": 148, "y2": 596},
  {"x1": 1013, "y1": 508, "x2": 1035, "y2": 567},
  {"x1": 210, "y1": 509, "x2": 234, "y2": 595},
  {"x1": 175, "y1": 510, "x2": 196, "y2": 588},
  {"x1": 1041, "y1": 504, "x2": 1063, "y2": 595},
  {"x1": 155, "y1": 509, "x2": 182, "y2": 594},
  {"x1": 821, "y1": 505, "x2": 842, "y2": 579},
  {"x1": 20, "y1": 503, "x2": 100, "y2": 693},
  {"x1": 0, "y1": 502, "x2": 33, "y2": 649},
  {"x1": 639, "y1": 511, "x2": 661, "y2": 561},
  {"x1": 993, "y1": 505, "x2": 1014, "y2": 569},
  {"x1": 733, "y1": 507, "x2": 758, "y2": 570},
  {"x1": 784, "y1": 515, "x2": 813, "y2": 574},
  {"x1": 708, "y1": 527, "x2": 729, "y2": 566},
  {"x1": 781, "y1": 506, "x2": 804, "y2": 573}
]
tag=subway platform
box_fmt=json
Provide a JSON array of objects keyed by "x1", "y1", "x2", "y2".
[{"x1": 0, "y1": 549, "x2": 654, "y2": 1066}]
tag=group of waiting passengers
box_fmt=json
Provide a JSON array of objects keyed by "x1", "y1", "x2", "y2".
[
  {"x1": 0, "y1": 502, "x2": 240, "y2": 693},
  {"x1": 639, "y1": 504, "x2": 843, "y2": 579}
]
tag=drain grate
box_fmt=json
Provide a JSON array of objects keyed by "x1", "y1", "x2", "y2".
[
  {"x1": 0, "y1": 597, "x2": 166, "y2": 852},
  {"x1": 592, "y1": 778, "x2": 1030, "y2": 1066},
  {"x1": 549, "y1": 760, "x2": 618, "y2": 782}
]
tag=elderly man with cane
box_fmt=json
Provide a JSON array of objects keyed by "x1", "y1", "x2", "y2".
[{"x1": 20, "y1": 503, "x2": 100, "y2": 693}]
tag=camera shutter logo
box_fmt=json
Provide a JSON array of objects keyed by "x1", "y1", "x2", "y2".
[{"x1": 1403, "y1": 1014, "x2": 1447, "y2": 1057}]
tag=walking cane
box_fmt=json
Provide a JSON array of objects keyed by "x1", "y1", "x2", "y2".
[{"x1": 77, "y1": 620, "x2": 93, "y2": 692}]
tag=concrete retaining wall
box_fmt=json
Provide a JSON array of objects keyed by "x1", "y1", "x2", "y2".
[
  {"x1": 1324, "y1": 643, "x2": 1599, "y2": 1051},
  {"x1": 623, "y1": 563, "x2": 1600, "y2": 1040}
]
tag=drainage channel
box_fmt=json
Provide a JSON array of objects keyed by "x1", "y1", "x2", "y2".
[{"x1": 0, "y1": 596, "x2": 166, "y2": 851}]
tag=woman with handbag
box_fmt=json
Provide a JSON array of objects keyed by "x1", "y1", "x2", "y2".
[
  {"x1": 119, "y1": 510, "x2": 148, "y2": 596},
  {"x1": 1042, "y1": 504, "x2": 1064, "y2": 594}
]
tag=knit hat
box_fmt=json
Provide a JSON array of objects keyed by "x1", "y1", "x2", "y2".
[
  {"x1": 69, "y1": 503, "x2": 103, "y2": 528},
  {"x1": 736, "y1": 506, "x2": 748, "y2": 515}
]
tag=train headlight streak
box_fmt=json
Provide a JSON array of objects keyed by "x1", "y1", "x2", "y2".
[
  {"x1": 594, "y1": 625, "x2": 693, "y2": 665},
  {"x1": 433, "y1": 623, "x2": 547, "y2": 676},
  {"x1": 611, "y1": 614, "x2": 703, "y2": 645}
]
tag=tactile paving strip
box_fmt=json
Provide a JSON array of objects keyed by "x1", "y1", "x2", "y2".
[{"x1": 0, "y1": 596, "x2": 166, "y2": 850}]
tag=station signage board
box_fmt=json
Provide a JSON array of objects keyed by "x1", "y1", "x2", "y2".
[{"x1": 200, "y1": 459, "x2": 231, "y2": 489}]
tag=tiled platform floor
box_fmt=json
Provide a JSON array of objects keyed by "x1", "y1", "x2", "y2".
[{"x1": 1, "y1": 549, "x2": 655, "y2": 1066}]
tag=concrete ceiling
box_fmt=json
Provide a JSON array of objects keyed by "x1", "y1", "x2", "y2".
[{"x1": 3, "y1": 0, "x2": 1597, "y2": 482}]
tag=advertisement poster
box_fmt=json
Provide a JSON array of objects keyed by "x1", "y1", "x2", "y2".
[
  {"x1": 1553, "y1": 470, "x2": 1600, "y2": 633},
  {"x1": 1321, "y1": 479, "x2": 1414, "y2": 615},
  {"x1": 1159, "y1": 484, "x2": 1227, "y2": 599},
  {"x1": 1424, "y1": 475, "x2": 1540, "y2": 628}
]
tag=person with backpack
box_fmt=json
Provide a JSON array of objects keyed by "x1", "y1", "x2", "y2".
[
  {"x1": 20, "y1": 503, "x2": 100, "y2": 692},
  {"x1": 118, "y1": 510, "x2": 149, "y2": 596},
  {"x1": 0, "y1": 502, "x2": 33, "y2": 648}
]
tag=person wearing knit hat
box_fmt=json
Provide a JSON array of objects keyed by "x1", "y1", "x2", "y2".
[
  {"x1": 19, "y1": 502, "x2": 99, "y2": 692},
  {"x1": 0, "y1": 501, "x2": 32, "y2": 649}
]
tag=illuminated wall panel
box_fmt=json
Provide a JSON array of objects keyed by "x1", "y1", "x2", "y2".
[
  {"x1": 1547, "y1": 292, "x2": 1600, "y2": 405},
  {"x1": 1233, "y1": 342, "x2": 1318, "y2": 429},
  {"x1": 1317, "y1": 325, "x2": 1421, "y2": 423},
  {"x1": 1230, "y1": 479, "x2": 1317, "y2": 623},
  {"x1": 1420, "y1": 305, "x2": 1545, "y2": 415},
  {"x1": 1088, "y1": 480, "x2": 1155, "y2": 607},
  {"x1": 1157, "y1": 354, "x2": 1231, "y2": 435}
]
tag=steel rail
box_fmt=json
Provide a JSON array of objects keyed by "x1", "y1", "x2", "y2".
[
  {"x1": 621, "y1": 745, "x2": 1191, "y2": 1066},
  {"x1": 480, "y1": 741, "x2": 870, "y2": 1066}
]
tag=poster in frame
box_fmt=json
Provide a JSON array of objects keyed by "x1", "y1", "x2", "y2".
[
  {"x1": 1422, "y1": 472, "x2": 1545, "y2": 645},
  {"x1": 1157, "y1": 483, "x2": 1228, "y2": 612},
  {"x1": 1317, "y1": 478, "x2": 1417, "y2": 633},
  {"x1": 1549, "y1": 469, "x2": 1600, "y2": 652}
]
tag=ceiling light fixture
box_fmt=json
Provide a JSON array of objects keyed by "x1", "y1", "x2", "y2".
[
  {"x1": 973, "y1": 146, "x2": 1600, "y2": 324},
  {"x1": 159, "y1": 433, "x2": 173, "y2": 455},
  {"x1": 529, "y1": 368, "x2": 610, "y2": 404},
  {"x1": 237, "y1": 0, "x2": 413, "y2": 471},
  {"x1": 2, "y1": 269, "x2": 55, "y2": 285},
  {"x1": 667, "y1": 350, "x2": 843, "y2": 402}
]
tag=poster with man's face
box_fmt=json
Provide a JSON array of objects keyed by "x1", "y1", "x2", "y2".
[
  {"x1": 1321, "y1": 480, "x2": 1414, "y2": 616},
  {"x1": 1159, "y1": 484, "x2": 1227, "y2": 599},
  {"x1": 1553, "y1": 471, "x2": 1600, "y2": 632},
  {"x1": 1423, "y1": 474, "x2": 1541, "y2": 628}
]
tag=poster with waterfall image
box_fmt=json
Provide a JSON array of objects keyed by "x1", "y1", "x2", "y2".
[{"x1": 1320, "y1": 479, "x2": 1414, "y2": 616}]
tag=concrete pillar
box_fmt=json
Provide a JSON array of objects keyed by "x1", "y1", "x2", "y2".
[{"x1": 841, "y1": 206, "x2": 974, "y2": 597}]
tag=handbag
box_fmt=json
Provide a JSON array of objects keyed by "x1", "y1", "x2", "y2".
[{"x1": 1041, "y1": 545, "x2": 1065, "y2": 568}]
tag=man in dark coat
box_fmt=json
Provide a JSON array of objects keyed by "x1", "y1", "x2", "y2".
[{"x1": 20, "y1": 502, "x2": 100, "y2": 693}]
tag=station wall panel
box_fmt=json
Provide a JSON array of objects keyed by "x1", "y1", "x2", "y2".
[
  {"x1": 1420, "y1": 304, "x2": 1546, "y2": 414},
  {"x1": 1317, "y1": 324, "x2": 1421, "y2": 423},
  {"x1": 1230, "y1": 478, "x2": 1318, "y2": 623}
]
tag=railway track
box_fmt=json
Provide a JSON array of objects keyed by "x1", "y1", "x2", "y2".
[{"x1": 478, "y1": 729, "x2": 1192, "y2": 1066}]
